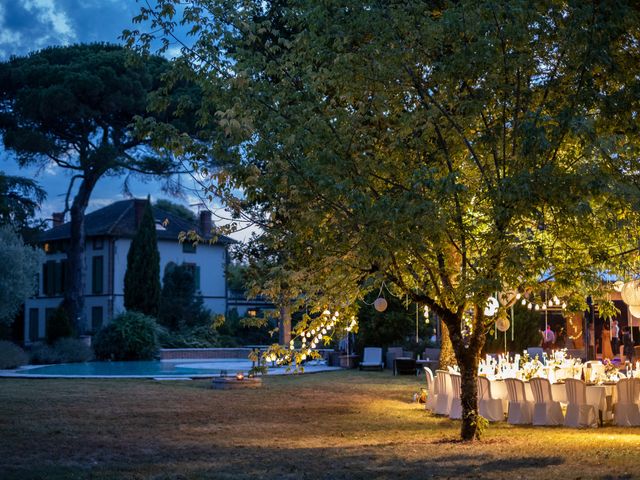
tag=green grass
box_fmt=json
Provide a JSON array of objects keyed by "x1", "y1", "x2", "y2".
[{"x1": 1, "y1": 370, "x2": 639, "y2": 479}]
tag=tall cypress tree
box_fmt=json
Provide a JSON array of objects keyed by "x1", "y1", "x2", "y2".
[{"x1": 124, "y1": 199, "x2": 161, "y2": 317}]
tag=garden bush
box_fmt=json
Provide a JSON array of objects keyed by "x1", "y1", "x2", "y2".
[
  {"x1": 0, "y1": 340, "x2": 28, "y2": 369},
  {"x1": 93, "y1": 311, "x2": 159, "y2": 360},
  {"x1": 30, "y1": 338, "x2": 94, "y2": 364}
]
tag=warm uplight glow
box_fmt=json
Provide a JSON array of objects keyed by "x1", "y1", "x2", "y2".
[{"x1": 236, "y1": 372, "x2": 244, "y2": 381}]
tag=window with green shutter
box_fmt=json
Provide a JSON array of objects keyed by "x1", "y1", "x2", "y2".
[
  {"x1": 92, "y1": 256, "x2": 104, "y2": 294},
  {"x1": 43, "y1": 260, "x2": 56, "y2": 296},
  {"x1": 29, "y1": 308, "x2": 39, "y2": 342},
  {"x1": 91, "y1": 306, "x2": 103, "y2": 332}
]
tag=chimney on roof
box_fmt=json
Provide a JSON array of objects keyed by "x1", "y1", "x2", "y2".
[
  {"x1": 200, "y1": 210, "x2": 213, "y2": 236},
  {"x1": 134, "y1": 199, "x2": 147, "y2": 227},
  {"x1": 52, "y1": 212, "x2": 64, "y2": 227}
]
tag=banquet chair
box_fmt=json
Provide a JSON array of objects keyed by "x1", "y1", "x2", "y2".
[
  {"x1": 449, "y1": 373, "x2": 462, "y2": 420},
  {"x1": 434, "y1": 370, "x2": 452, "y2": 416},
  {"x1": 477, "y1": 376, "x2": 506, "y2": 422},
  {"x1": 529, "y1": 377, "x2": 564, "y2": 426},
  {"x1": 564, "y1": 378, "x2": 598, "y2": 428},
  {"x1": 505, "y1": 378, "x2": 533, "y2": 424},
  {"x1": 424, "y1": 367, "x2": 437, "y2": 412},
  {"x1": 614, "y1": 378, "x2": 640, "y2": 426}
]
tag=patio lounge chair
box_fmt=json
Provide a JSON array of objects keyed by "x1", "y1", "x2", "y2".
[{"x1": 359, "y1": 347, "x2": 384, "y2": 371}]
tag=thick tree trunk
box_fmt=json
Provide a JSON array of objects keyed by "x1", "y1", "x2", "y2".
[
  {"x1": 458, "y1": 347, "x2": 481, "y2": 441},
  {"x1": 64, "y1": 179, "x2": 94, "y2": 335},
  {"x1": 278, "y1": 304, "x2": 292, "y2": 345}
]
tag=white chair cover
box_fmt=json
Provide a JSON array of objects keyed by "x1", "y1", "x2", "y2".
[
  {"x1": 614, "y1": 378, "x2": 640, "y2": 426},
  {"x1": 434, "y1": 370, "x2": 452, "y2": 416},
  {"x1": 424, "y1": 367, "x2": 437, "y2": 411},
  {"x1": 478, "y1": 376, "x2": 506, "y2": 422},
  {"x1": 449, "y1": 373, "x2": 462, "y2": 420},
  {"x1": 564, "y1": 378, "x2": 597, "y2": 428},
  {"x1": 529, "y1": 377, "x2": 564, "y2": 426},
  {"x1": 505, "y1": 378, "x2": 533, "y2": 424}
]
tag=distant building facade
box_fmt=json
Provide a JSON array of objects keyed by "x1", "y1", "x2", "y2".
[{"x1": 24, "y1": 199, "x2": 234, "y2": 344}]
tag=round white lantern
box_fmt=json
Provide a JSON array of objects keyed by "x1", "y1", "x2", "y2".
[
  {"x1": 629, "y1": 305, "x2": 640, "y2": 318},
  {"x1": 621, "y1": 280, "x2": 640, "y2": 306},
  {"x1": 373, "y1": 297, "x2": 388, "y2": 312},
  {"x1": 484, "y1": 296, "x2": 499, "y2": 317}
]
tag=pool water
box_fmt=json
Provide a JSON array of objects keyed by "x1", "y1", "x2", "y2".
[
  {"x1": 17, "y1": 360, "x2": 254, "y2": 378},
  {"x1": 9, "y1": 359, "x2": 337, "y2": 378}
]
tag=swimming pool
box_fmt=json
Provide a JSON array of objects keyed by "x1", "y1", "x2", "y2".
[{"x1": 4, "y1": 359, "x2": 339, "y2": 378}]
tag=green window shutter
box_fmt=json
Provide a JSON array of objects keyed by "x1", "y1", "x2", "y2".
[
  {"x1": 91, "y1": 306, "x2": 103, "y2": 332},
  {"x1": 29, "y1": 308, "x2": 39, "y2": 342},
  {"x1": 60, "y1": 259, "x2": 68, "y2": 292},
  {"x1": 42, "y1": 263, "x2": 49, "y2": 296},
  {"x1": 92, "y1": 256, "x2": 104, "y2": 294},
  {"x1": 54, "y1": 262, "x2": 62, "y2": 294},
  {"x1": 195, "y1": 266, "x2": 201, "y2": 291}
]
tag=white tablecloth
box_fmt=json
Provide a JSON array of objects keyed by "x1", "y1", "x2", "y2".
[{"x1": 487, "y1": 379, "x2": 616, "y2": 416}]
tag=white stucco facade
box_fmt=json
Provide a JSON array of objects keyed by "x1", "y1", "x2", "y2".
[{"x1": 24, "y1": 235, "x2": 228, "y2": 344}]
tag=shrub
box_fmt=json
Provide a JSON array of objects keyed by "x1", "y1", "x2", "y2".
[
  {"x1": 46, "y1": 306, "x2": 74, "y2": 344},
  {"x1": 0, "y1": 340, "x2": 28, "y2": 369},
  {"x1": 30, "y1": 338, "x2": 94, "y2": 364},
  {"x1": 158, "y1": 324, "x2": 220, "y2": 348},
  {"x1": 93, "y1": 311, "x2": 159, "y2": 360}
]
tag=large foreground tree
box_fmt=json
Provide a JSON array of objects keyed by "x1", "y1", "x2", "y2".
[
  {"x1": 0, "y1": 44, "x2": 194, "y2": 333},
  {"x1": 129, "y1": 1, "x2": 640, "y2": 440}
]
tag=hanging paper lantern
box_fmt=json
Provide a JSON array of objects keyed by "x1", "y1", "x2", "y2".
[
  {"x1": 374, "y1": 297, "x2": 388, "y2": 312},
  {"x1": 484, "y1": 296, "x2": 499, "y2": 317},
  {"x1": 496, "y1": 317, "x2": 510, "y2": 332},
  {"x1": 621, "y1": 280, "x2": 640, "y2": 306},
  {"x1": 629, "y1": 305, "x2": 640, "y2": 318}
]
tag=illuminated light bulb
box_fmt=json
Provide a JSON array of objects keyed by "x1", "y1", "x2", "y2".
[
  {"x1": 321, "y1": 328, "x2": 327, "y2": 334},
  {"x1": 327, "y1": 325, "x2": 332, "y2": 330},
  {"x1": 306, "y1": 332, "x2": 311, "y2": 338},
  {"x1": 521, "y1": 299, "x2": 527, "y2": 306},
  {"x1": 548, "y1": 299, "x2": 553, "y2": 306},
  {"x1": 334, "y1": 311, "x2": 339, "y2": 317},
  {"x1": 301, "y1": 354, "x2": 307, "y2": 360},
  {"x1": 553, "y1": 296, "x2": 560, "y2": 305},
  {"x1": 542, "y1": 304, "x2": 547, "y2": 310},
  {"x1": 562, "y1": 302, "x2": 567, "y2": 309},
  {"x1": 534, "y1": 304, "x2": 540, "y2": 311},
  {"x1": 301, "y1": 338, "x2": 306, "y2": 343},
  {"x1": 323, "y1": 309, "x2": 331, "y2": 316},
  {"x1": 310, "y1": 342, "x2": 316, "y2": 348},
  {"x1": 318, "y1": 334, "x2": 323, "y2": 339},
  {"x1": 290, "y1": 344, "x2": 295, "y2": 350},
  {"x1": 516, "y1": 293, "x2": 521, "y2": 300},
  {"x1": 527, "y1": 303, "x2": 533, "y2": 309},
  {"x1": 311, "y1": 329, "x2": 315, "y2": 335}
]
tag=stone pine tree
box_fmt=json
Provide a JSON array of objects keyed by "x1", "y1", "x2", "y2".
[{"x1": 124, "y1": 199, "x2": 161, "y2": 317}]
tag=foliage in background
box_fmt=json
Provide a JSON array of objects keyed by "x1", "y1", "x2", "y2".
[
  {"x1": 0, "y1": 225, "x2": 43, "y2": 325},
  {"x1": 93, "y1": 311, "x2": 159, "y2": 361},
  {"x1": 154, "y1": 199, "x2": 196, "y2": 223},
  {"x1": 0, "y1": 340, "x2": 28, "y2": 369},
  {"x1": 216, "y1": 308, "x2": 274, "y2": 346},
  {"x1": 124, "y1": 200, "x2": 161, "y2": 317},
  {"x1": 0, "y1": 171, "x2": 46, "y2": 238},
  {"x1": 158, "y1": 262, "x2": 211, "y2": 331},
  {"x1": 483, "y1": 306, "x2": 546, "y2": 355},
  {"x1": 30, "y1": 338, "x2": 94, "y2": 365},
  {"x1": 45, "y1": 305, "x2": 74, "y2": 344},
  {"x1": 355, "y1": 293, "x2": 435, "y2": 356}
]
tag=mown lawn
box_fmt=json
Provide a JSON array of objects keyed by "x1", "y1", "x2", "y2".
[{"x1": 0, "y1": 370, "x2": 639, "y2": 479}]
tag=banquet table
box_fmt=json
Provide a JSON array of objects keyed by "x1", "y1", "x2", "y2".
[{"x1": 487, "y1": 378, "x2": 617, "y2": 422}]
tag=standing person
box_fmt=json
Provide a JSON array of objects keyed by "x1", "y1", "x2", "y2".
[
  {"x1": 601, "y1": 322, "x2": 613, "y2": 360},
  {"x1": 611, "y1": 320, "x2": 620, "y2": 358},
  {"x1": 622, "y1": 326, "x2": 634, "y2": 363},
  {"x1": 542, "y1": 325, "x2": 556, "y2": 350}
]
